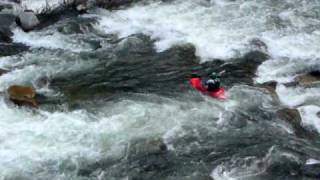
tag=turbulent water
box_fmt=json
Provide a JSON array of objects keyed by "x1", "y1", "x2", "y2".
[{"x1": 1, "y1": 0, "x2": 320, "y2": 179}]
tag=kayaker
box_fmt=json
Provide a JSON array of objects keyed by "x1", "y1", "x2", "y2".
[{"x1": 203, "y1": 71, "x2": 223, "y2": 92}]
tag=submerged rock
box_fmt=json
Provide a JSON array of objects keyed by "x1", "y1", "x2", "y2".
[
  {"x1": 300, "y1": 164, "x2": 320, "y2": 178},
  {"x1": 7, "y1": 85, "x2": 38, "y2": 108},
  {"x1": 128, "y1": 137, "x2": 168, "y2": 160},
  {"x1": 16, "y1": 10, "x2": 39, "y2": 31}
]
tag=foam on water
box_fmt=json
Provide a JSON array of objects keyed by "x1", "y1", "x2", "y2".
[
  {"x1": 306, "y1": 159, "x2": 320, "y2": 165},
  {"x1": 211, "y1": 146, "x2": 301, "y2": 180},
  {"x1": 21, "y1": 0, "x2": 66, "y2": 12},
  {"x1": 298, "y1": 105, "x2": 320, "y2": 133},
  {"x1": 0, "y1": 92, "x2": 227, "y2": 178},
  {"x1": 96, "y1": 0, "x2": 320, "y2": 61},
  {"x1": 255, "y1": 57, "x2": 320, "y2": 84},
  {"x1": 276, "y1": 84, "x2": 320, "y2": 107},
  {"x1": 12, "y1": 28, "x2": 93, "y2": 52}
]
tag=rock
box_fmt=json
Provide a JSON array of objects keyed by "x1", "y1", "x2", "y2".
[
  {"x1": 128, "y1": 137, "x2": 167, "y2": 160},
  {"x1": 294, "y1": 71, "x2": 320, "y2": 87},
  {"x1": 317, "y1": 111, "x2": 320, "y2": 118},
  {"x1": 16, "y1": 10, "x2": 39, "y2": 31},
  {"x1": 300, "y1": 164, "x2": 320, "y2": 178},
  {"x1": 249, "y1": 38, "x2": 268, "y2": 52},
  {"x1": 0, "y1": 43, "x2": 29, "y2": 57},
  {"x1": 259, "y1": 81, "x2": 278, "y2": 100},
  {"x1": 74, "y1": 0, "x2": 89, "y2": 13},
  {"x1": 0, "y1": 69, "x2": 9, "y2": 76},
  {"x1": 277, "y1": 108, "x2": 315, "y2": 138},
  {"x1": 96, "y1": 0, "x2": 138, "y2": 9},
  {"x1": 7, "y1": 85, "x2": 38, "y2": 107},
  {"x1": 0, "y1": 13, "x2": 16, "y2": 43}
]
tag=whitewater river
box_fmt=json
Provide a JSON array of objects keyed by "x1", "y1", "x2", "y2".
[{"x1": 1, "y1": 0, "x2": 320, "y2": 179}]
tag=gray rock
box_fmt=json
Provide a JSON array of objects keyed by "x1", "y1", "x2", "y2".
[
  {"x1": 249, "y1": 38, "x2": 268, "y2": 52},
  {"x1": 17, "y1": 10, "x2": 39, "y2": 31},
  {"x1": 0, "y1": 43, "x2": 29, "y2": 57},
  {"x1": 128, "y1": 137, "x2": 167, "y2": 160},
  {"x1": 0, "y1": 13, "x2": 16, "y2": 42}
]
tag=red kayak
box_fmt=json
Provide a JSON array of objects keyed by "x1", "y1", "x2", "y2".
[{"x1": 190, "y1": 77, "x2": 226, "y2": 99}]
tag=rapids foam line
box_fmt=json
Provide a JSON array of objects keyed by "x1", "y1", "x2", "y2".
[{"x1": 96, "y1": 0, "x2": 320, "y2": 61}]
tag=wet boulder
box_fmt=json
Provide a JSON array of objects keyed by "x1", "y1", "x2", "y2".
[
  {"x1": 259, "y1": 81, "x2": 278, "y2": 100},
  {"x1": 16, "y1": 10, "x2": 39, "y2": 31},
  {"x1": 128, "y1": 137, "x2": 168, "y2": 160},
  {"x1": 7, "y1": 85, "x2": 38, "y2": 107},
  {"x1": 249, "y1": 38, "x2": 268, "y2": 52},
  {"x1": 276, "y1": 108, "x2": 316, "y2": 139},
  {"x1": 96, "y1": 0, "x2": 139, "y2": 9},
  {"x1": 0, "y1": 69, "x2": 9, "y2": 76},
  {"x1": 74, "y1": 0, "x2": 89, "y2": 13},
  {"x1": 0, "y1": 43, "x2": 29, "y2": 57},
  {"x1": 294, "y1": 70, "x2": 320, "y2": 87},
  {"x1": 0, "y1": 13, "x2": 16, "y2": 43}
]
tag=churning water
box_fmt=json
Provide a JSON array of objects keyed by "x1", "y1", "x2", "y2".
[{"x1": 1, "y1": 0, "x2": 320, "y2": 179}]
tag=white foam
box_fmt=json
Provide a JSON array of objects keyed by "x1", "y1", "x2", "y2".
[
  {"x1": 306, "y1": 159, "x2": 320, "y2": 165},
  {"x1": 21, "y1": 0, "x2": 66, "y2": 12},
  {"x1": 255, "y1": 57, "x2": 320, "y2": 84},
  {"x1": 298, "y1": 105, "x2": 320, "y2": 133},
  {"x1": 0, "y1": 50, "x2": 99, "y2": 93},
  {"x1": 211, "y1": 146, "x2": 301, "y2": 180},
  {"x1": 96, "y1": 0, "x2": 320, "y2": 61},
  {"x1": 276, "y1": 84, "x2": 320, "y2": 107},
  {"x1": 12, "y1": 28, "x2": 92, "y2": 52},
  {"x1": 0, "y1": 90, "x2": 228, "y2": 178}
]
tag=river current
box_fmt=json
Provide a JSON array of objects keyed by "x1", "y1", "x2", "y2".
[{"x1": 1, "y1": 0, "x2": 320, "y2": 179}]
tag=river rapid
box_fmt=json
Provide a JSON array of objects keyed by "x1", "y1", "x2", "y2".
[{"x1": 1, "y1": 0, "x2": 320, "y2": 179}]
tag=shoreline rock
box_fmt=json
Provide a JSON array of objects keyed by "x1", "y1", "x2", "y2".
[
  {"x1": 16, "y1": 10, "x2": 40, "y2": 31},
  {"x1": 7, "y1": 85, "x2": 38, "y2": 108}
]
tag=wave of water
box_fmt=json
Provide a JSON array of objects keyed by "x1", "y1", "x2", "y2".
[{"x1": 96, "y1": 0, "x2": 320, "y2": 61}]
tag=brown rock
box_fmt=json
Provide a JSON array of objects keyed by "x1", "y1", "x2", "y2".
[
  {"x1": 7, "y1": 85, "x2": 38, "y2": 107},
  {"x1": 277, "y1": 108, "x2": 316, "y2": 139},
  {"x1": 294, "y1": 71, "x2": 320, "y2": 87},
  {"x1": 258, "y1": 81, "x2": 279, "y2": 101}
]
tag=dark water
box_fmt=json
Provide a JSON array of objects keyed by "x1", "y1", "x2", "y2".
[{"x1": 1, "y1": 1, "x2": 320, "y2": 180}]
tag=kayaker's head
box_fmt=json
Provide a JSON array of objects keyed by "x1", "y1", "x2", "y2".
[{"x1": 210, "y1": 72, "x2": 219, "y2": 79}]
